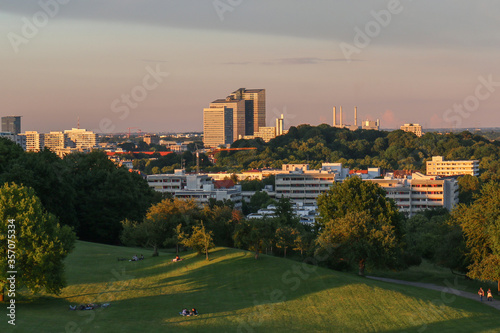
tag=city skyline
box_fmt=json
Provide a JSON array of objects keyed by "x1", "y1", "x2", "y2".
[{"x1": 1, "y1": 1, "x2": 500, "y2": 133}]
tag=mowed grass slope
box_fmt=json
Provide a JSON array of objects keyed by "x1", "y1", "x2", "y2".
[{"x1": 3, "y1": 241, "x2": 500, "y2": 333}]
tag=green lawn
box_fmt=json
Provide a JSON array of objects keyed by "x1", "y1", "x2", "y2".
[
  {"x1": 2, "y1": 241, "x2": 500, "y2": 332},
  {"x1": 368, "y1": 260, "x2": 499, "y2": 294}
]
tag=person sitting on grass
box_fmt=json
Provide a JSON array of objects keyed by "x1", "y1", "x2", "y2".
[
  {"x1": 139, "y1": 254, "x2": 144, "y2": 260},
  {"x1": 130, "y1": 255, "x2": 138, "y2": 262},
  {"x1": 190, "y1": 308, "x2": 198, "y2": 316},
  {"x1": 173, "y1": 255, "x2": 182, "y2": 262},
  {"x1": 180, "y1": 308, "x2": 190, "y2": 316}
]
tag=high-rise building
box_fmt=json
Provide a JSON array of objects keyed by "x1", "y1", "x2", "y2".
[
  {"x1": 24, "y1": 131, "x2": 44, "y2": 152},
  {"x1": 209, "y1": 98, "x2": 245, "y2": 142},
  {"x1": 229, "y1": 88, "x2": 265, "y2": 135},
  {"x1": 1, "y1": 116, "x2": 21, "y2": 134},
  {"x1": 64, "y1": 128, "x2": 98, "y2": 149},
  {"x1": 400, "y1": 123, "x2": 423, "y2": 137},
  {"x1": 203, "y1": 88, "x2": 266, "y2": 147},
  {"x1": 203, "y1": 106, "x2": 233, "y2": 148}
]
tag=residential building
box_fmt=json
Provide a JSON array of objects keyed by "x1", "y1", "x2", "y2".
[
  {"x1": 64, "y1": 128, "x2": 98, "y2": 149},
  {"x1": 369, "y1": 172, "x2": 459, "y2": 217},
  {"x1": 426, "y1": 156, "x2": 479, "y2": 177},
  {"x1": 44, "y1": 131, "x2": 68, "y2": 150},
  {"x1": 1, "y1": 116, "x2": 21, "y2": 134},
  {"x1": 0, "y1": 132, "x2": 25, "y2": 149},
  {"x1": 24, "y1": 131, "x2": 44, "y2": 152},
  {"x1": 275, "y1": 164, "x2": 340, "y2": 206},
  {"x1": 203, "y1": 106, "x2": 233, "y2": 148},
  {"x1": 252, "y1": 126, "x2": 277, "y2": 142},
  {"x1": 147, "y1": 170, "x2": 242, "y2": 208},
  {"x1": 400, "y1": 123, "x2": 423, "y2": 137},
  {"x1": 143, "y1": 134, "x2": 159, "y2": 145}
]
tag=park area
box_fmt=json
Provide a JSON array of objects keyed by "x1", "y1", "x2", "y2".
[{"x1": 2, "y1": 241, "x2": 500, "y2": 332}]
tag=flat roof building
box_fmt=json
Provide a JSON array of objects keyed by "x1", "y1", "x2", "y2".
[
  {"x1": 426, "y1": 156, "x2": 479, "y2": 177},
  {"x1": 401, "y1": 123, "x2": 423, "y2": 137}
]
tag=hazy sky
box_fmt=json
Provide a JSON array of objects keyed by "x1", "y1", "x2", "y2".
[{"x1": 1, "y1": 1, "x2": 500, "y2": 133}]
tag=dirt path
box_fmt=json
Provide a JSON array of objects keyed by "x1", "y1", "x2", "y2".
[{"x1": 367, "y1": 276, "x2": 500, "y2": 311}]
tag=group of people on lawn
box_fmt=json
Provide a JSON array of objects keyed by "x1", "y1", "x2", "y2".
[
  {"x1": 180, "y1": 308, "x2": 198, "y2": 316},
  {"x1": 130, "y1": 254, "x2": 144, "y2": 261},
  {"x1": 478, "y1": 287, "x2": 494, "y2": 302}
]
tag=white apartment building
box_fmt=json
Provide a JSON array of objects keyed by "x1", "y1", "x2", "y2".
[
  {"x1": 369, "y1": 172, "x2": 459, "y2": 217},
  {"x1": 400, "y1": 123, "x2": 423, "y2": 137},
  {"x1": 275, "y1": 164, "x2": 341, "y2": 206},
  {"x1": 147, "y1": 170, "x2": 242, "y2": 208},
  {"x1": 24, "y1": 131, "x2": 44, "y2": 152},
  {"x1": 426, "y1": 156, "x2": 479, "y2": 177},
  {"x1": 64, "y1": 128, "x2": 98, "y2": 149},
  {"x1": 0, "y1": 132, "x2": 26, "y2": 150}
]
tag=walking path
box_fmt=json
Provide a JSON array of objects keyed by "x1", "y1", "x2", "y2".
[{"x1": 367, "y1": 276, "x2": 500, "y2": 311}]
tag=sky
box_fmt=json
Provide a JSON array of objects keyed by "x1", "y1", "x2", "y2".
[{"x1": 1, "y1": 1, "x2": 500, "y2": 133}]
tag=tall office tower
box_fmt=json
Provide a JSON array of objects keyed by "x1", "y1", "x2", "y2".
[
  {"x1": 64, "y1": 128, "x2": 98, "y2": 149},
  {"x1": 1, "y1": 116, "x2": 21, "y2": 134},
  {"x1": 24, "y1": 131, "x2": 44, "y2": 152},
  {"x1": 229, "y1": 88, "x2": 265, "y2": 135},
  {"x1": 276, "y1": 114, "x2": 284, "y2": 136},
  {"x1": 209, "y1": 98, "x2": 245, "y2": 142},
  {"x1": 203, "y1": 106, "x2": 233, "y2": 148},
  {"x1": 44, "y1": 131, "x2": 68, "y2": 150}
]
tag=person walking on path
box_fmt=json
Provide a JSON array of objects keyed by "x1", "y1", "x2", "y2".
[
  {"x1": 478, "y1": 287, "x2": 485, "y2": 301},
  {"x1": 487, "y1": 288, "x2": 493, "y2": 302}
]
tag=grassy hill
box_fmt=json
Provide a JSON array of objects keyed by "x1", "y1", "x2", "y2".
[{"x1": 2, "y1": 241, "x2": 500, "y2": 332}]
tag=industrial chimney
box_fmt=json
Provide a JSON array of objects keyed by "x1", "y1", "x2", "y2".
[
  {"x1": 333, "y1": 107, "x2": 336, "y2": 126},
  {"x1": 354, "y1": 106, "x2": 357, "y2": 127},
  {"x1": 340, "y1": 106, "x2": 343, "y2": 127}
]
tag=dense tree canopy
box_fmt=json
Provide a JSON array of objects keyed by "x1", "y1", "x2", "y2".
[
  {"x1": 316, "y1": 177, "x2": 403, "y2": 275},
  {"x1": 0, "y1": 183, "x2": 76, "y2": 294},
  {"x1": 451, "y1": 182, "x2": 500, "y2": 289}
]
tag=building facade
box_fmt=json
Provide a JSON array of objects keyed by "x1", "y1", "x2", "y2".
[
  {"x1": 1, "y1": 116, "x2": 21, "y2": 134},
  {"x1": 229, "y1": 88, "x2": 265, "y2": 135},
  {"x1": 426, "y1": 156, "x2": 479, "y2": 177},
  {"x1": 24, "y1": 131, "x2": 44, "y2": 152},
  {"x1": 203, "y1": 106, "x2": 233, "y2": 148},
  {"x1": 64, "y1": 128, "x2": 98, "y2": 149},
  {"x1": 400, "y1": 123, "x2": 423, "y2": 137},
  {"x1": 370, "y1": 172, "x2": 459, "y2": 217},
  {"x1": 147, "y1": 170, "x2": 242, "y2": 208}
]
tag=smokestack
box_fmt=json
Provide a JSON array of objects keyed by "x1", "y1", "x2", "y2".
[
  {"x1": 354, "y1": 107, "x2": 357, "y2": 127},
  {"x1": 340, "y1": 106, "x2": 343, "y2": 127},
  {"x1": 333, "y1": 107, "x2": 336, "y2": 126}
]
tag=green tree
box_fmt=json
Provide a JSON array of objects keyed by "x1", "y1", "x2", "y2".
[
  {"x1": 121, "y1": 198, "x2": 199, "y2": 256},
  {"x1": 316, "y1": 177, "x2": 402, "y2": 275},
  {"x1": 316, "y1": 211, "x2": 400, "y2": 275},
  {"x1": 457, "y1": 175, "x2": 481, "y2": 205},
  {"x1": 233, "y1": 218, "x2": 274, "y2": 259},
  {"x1": 179, "y1": 222, "x2": 215, "y2": 260},
  {"x1": 0, "y1": 183, "x2": 76, "y2": 294},
  {"x1": 451, "y1": 182, "x2": 500, "y2": 291},
  {"x1": 275, "y1": 226, "x2": 299, "y2": 258},
  {"x1": 66, "y1": 151, "x2": 159, "y2": 244}
]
